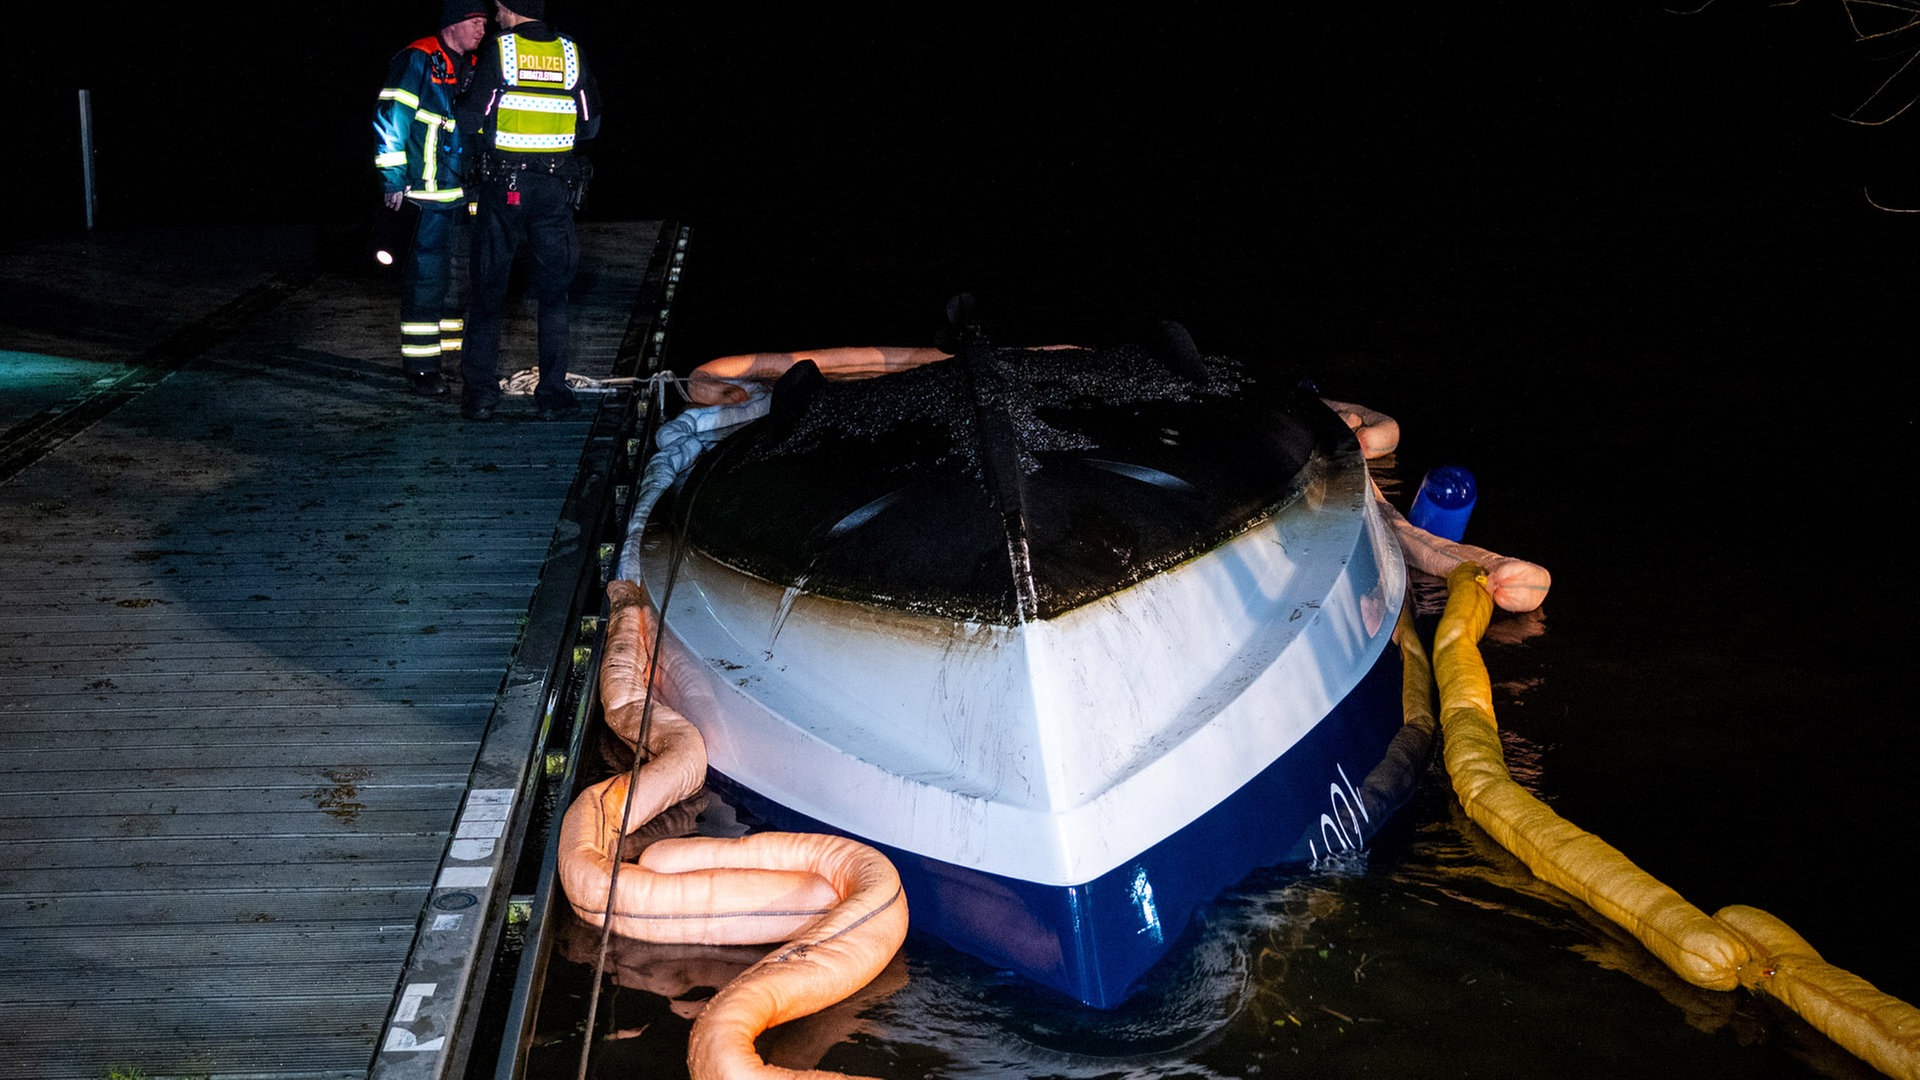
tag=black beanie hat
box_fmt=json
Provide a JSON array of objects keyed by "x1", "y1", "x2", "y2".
[
  {"x1": 441, "y1": 0, "x2": 488, "y2": 27},
  {"x1": 498, "y1": 0, "x2": 546, "y2": 18}
]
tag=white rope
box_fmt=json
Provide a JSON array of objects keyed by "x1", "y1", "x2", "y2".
[{"x1": 499, "y1": 367, "x2": 614, "y2": 395}]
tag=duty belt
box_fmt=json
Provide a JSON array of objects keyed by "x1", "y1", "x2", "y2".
[{"x1": 481, "y1": 152, "x2": 573, "y2": 179}]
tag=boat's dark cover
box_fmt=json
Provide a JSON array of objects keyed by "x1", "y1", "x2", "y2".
[{"x1": 672, "y1": 342, "x2": 1357, "y2": 623}]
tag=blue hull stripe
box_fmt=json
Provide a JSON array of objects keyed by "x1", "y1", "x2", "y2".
[{"x1": 713, "y1": 639, "x2": 1413, "y2": 1009}]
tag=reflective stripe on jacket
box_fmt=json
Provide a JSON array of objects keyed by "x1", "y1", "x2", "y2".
[
  {"x1": 373, "y1": 36, "x2": 473, "y2": 204},
  {"x1": 492, "y1": 34, "x2": 580, "y2": 154}
]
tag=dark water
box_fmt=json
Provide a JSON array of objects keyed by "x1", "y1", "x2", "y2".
[
  {"x1": 522, "y1": 18, "x2": 1915, "y2": 1080},
  {"x1": 517, "y1": 6, "x2": 1916, "y2": 1079},
  {"x1": 530, "y1": 398, "x2": 1909, "y2": 1079},
  {"x1": 28, "y1": 3, "x2": 1915, "y2": 1076}
]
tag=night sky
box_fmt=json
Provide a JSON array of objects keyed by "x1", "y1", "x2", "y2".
[
  {"x1": 26, "y1": 4, "x2": 1913, "y2": 304},
  {"x1": 21, "y1": 5, "x2": 1917, "y2": 532}
]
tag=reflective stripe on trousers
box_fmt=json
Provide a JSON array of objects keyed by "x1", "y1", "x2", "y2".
[{"x1": 399, "y1": 204, "x2": 470, "y2": 374}]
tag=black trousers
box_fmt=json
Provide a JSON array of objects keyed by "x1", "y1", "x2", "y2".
[{"x1": 461, "y1": 170, "x2": 579, "y2": 411}]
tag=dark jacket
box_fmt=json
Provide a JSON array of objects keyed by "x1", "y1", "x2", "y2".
[{"x1": 373, "y1": 34, "x2": 477, "y2": 204}]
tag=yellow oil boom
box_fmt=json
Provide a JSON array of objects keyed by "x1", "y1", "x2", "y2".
[{"x1": 1434, "y1": 562, "x2": 1920, "y2": 1080}]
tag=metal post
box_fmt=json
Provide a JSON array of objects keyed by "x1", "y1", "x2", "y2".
[{"x1": 78, "y1": 89, "x2": 97, "y2": 232}]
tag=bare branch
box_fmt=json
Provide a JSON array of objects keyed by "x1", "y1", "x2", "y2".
[{"x1": 1839, "y1": 44, "x2": 1920, "y2": 121}]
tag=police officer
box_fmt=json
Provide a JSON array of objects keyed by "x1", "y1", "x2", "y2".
[
  {"x1": 373, "y1": 1, "x2": 490, "y2": 397},
  {"x1": 457, "y1": 0, "x2": 602, "y2": 421}
]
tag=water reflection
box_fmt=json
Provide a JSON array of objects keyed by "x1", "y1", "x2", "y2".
[{"x1": 532, "y1": 744, "x2": 1880, "y2": 1080}]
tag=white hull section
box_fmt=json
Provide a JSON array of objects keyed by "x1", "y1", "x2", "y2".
[{"x1": 641, "y1": 446, "x2": 1404, "y2": 888}]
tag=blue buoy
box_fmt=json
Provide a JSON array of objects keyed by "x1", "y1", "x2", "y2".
[{"x1": 1407, "y1": 465, "x2": 1476, "y2": 541}]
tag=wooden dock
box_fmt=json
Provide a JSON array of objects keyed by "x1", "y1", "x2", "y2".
[{"x1": 0, "y1": 220, "x2": 681, "y2": 1079}]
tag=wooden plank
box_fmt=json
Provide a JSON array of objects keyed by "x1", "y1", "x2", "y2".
[
  {"x1": 2, "y1": 860, "x2": 445, "y2": 894},
  {"x1": 2, "y1": 962, "x2": 407, "y2": 1002},
  {"x1": 0, "y1": 887, "x2": 432, "y2": 929},
  {"x1": 0, "y1": 727, "x2": 474, "y2": 749},
  {"x1": 0, "y1": 555, "x2": 559, "y2": 579},
  {"x1": 0, "y1": 527, "x2": 561, "y2": 550},
  {"x1": 0, "y1": 571, "x2": 551, "y2": 591},
  {"x1": 0, "y1": 640, "x2": 526, "y2": 664},
  {"x1": 5, "y1": 1018, "x2": 382, "y2": 1080},
  {"x1": 0, "y1": 722, "x2": 483, "y2": 752},
  {"x1": 0, "y1": 707, "x2": 486, "y2": 737},
  {"x1": 4, "y1": 999, "x2": 394, "y2": 1041},
  {"x1": 0, "y1": 702, "x2": 482, "y2": 731},
  {"x1": 0, "y1": 808, "x2": 455, "y2": 837},
  {"x1": 0, "y1": 695, "x2": 499, "y2": 716},
  {"x1": 0, "y1": 676, "x2": 505, "y2": 700},
  {"x1": 2, "y1": 1041, "x2": 371, "y2": 1080},
  {"x1": 0, "y1": 674, "x2": 513, "y2": 703},
  {"x1": 1, "y1": 742, "x2": 486, "y2": 773},
  {"x1": 1, "y1": 624, "x2": 520, "y2": 642},
  {"x1": 0, "y1": 659, "x2": 512, "y2": 679},
  {"x1": 0, "y1": 766, "x2": 479, "y2": 796},
  {"x1": 1, "y1": 614, "x2": 532, "y2": 633},
  {"x1": 3, "y1": 833, "x2": 452, "y2": 871},
  {"x1": 5, "y1": 588, "x2": 536, "y2": 608},
  {"x1": 2, "y1": 592, "x2": 544, "y2": 612},
  {"x1": 0, "y1": 221, "x2": 657, "y2": 1080},
  {"x1": 0, "y1": 921, "x2": 410, "y2": 968},
  {"x1": 0, "y1": 658, "x2": 512, "y2": 680},
  {"x1": 0, "y1": 570, "x2": 558, "y2": 599}
]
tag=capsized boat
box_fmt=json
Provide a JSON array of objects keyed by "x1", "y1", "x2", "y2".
[{"x1": 626, "y1": 335, "x2": 1422, "y2": 1008}]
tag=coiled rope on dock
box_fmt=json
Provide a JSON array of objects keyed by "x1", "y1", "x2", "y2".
[{"x1": 1433, "y1": 561, "x2": 1920, "y2": 1080}]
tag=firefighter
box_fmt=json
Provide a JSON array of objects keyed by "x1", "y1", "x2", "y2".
[
  {"x1": 373, "y1": 1, "x2": 491, "y2": 397},
  {"x1": 457, "y1": 0, "x2": 602, "y2": 421}
]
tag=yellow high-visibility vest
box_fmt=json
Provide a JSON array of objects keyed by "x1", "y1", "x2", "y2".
[{"x1": 494, "y1": 34, "x2": 580, "y2": 154}]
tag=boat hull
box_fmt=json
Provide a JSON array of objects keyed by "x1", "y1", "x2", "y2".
[
  {"x1": 636, "y1": 443, "x2": 1417, "y2": 1006},
  {"x1": 628, "y1": 345, "x2": 1420, "y2": 1006},
  {"x1": 708, "y1": 638, "x2": 1410, "y2": 1007}
]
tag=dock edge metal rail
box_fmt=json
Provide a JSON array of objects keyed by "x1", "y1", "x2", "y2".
[{"x1": 368, "y1": 222, "x2": 693, "y2": 1080}]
